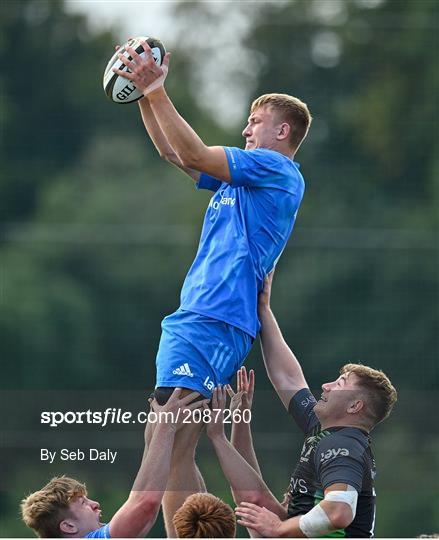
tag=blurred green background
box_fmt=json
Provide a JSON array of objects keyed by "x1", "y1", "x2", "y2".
[{"x1": 0, "y1": 0, "x2": 438, "y2": 537}]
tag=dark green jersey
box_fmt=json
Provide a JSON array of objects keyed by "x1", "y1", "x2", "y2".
[{"x1": 287, "y1": 388, "x2": 376, "y2": 538}]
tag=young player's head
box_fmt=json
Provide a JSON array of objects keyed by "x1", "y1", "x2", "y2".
[
  {"x1": 314, "y1": 363, "x2": 397, "y2": 431},
  {"x1": 243, "y1": 93, "x2": 312, "y2": 155},
  {"x1": 21, "y1": 476, "x2": 102, "y2": 538},
  {"x1": 173, "y1": 493, "x2": 236, "y2": 538}
]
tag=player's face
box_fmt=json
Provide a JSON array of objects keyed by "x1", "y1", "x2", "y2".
[
  {"x1": 65, "y1": 495, "x2": 102, "y2": 535},
  {"x1": 315, "y1": 372, "x2": 362, "y2": 422},
  {"x1": 242, "y1": 106, "x2": 282, "y2": 150}
]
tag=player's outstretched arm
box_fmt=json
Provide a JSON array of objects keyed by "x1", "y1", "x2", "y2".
[
  {"x1": 138, "y1": 97, "x2": 201, "y2": 182},
  {"x1": 147, "y1": 88, "x2": 230, "y2": 180},
  {"x1": 108, "y1": 389, "x2": 206, "y2": 538},
  {"x1": 227, "y1": 367, "x2": 262, "y2": 476},
  {"x1": 113, "y1": 44, "x2": 199, "y2": 182},
  {"x1": 258, "y1": 272, "x2": 308, "y2": 410},
  {"x1": 113, "y1": 40, "x2": 231, "y2": 181},
  {"x1": 205, "y1": 387, "x2": 286, "y2": 519}
]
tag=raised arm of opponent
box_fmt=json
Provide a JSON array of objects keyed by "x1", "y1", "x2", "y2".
[
  {"x1": 258, "y1": 271, "x2": 309, "y2": 410},
  {"x1": 113, "y1": 40, "x2": 231, "y2": 182}
]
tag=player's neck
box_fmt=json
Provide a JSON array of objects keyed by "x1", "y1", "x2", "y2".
[
  {"x1": 320, "y1": 418, "x2": 370, "y2": 433},
  {"x1": 262, "y1": 142, "x2": 294, "y2": 159},
  {"x1": 275, "y1": 146, "x2": 294, "y2": 159}
]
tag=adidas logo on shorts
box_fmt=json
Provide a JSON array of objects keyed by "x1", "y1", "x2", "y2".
[{"x1": 172, "y1": 363, "x2": 194, "y2": 377}]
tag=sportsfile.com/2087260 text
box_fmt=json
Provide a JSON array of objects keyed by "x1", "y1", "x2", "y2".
[{"x1": 40, "y1": 408, "x2": 251, "y2": 428}]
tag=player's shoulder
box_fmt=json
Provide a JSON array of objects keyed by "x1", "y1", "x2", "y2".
[
  {"x1": 247, "y1": 147, "x2": 286, "y2": 157},
  {"x1": 84, "y1": 523, "x2": 111, "y2": 538},
  {"x1": 228, "y1": 146, "x2": 291, "y2": 165},
  {"x1": 247, "y1": 148, "x2": 304, "y2": 189},
  {"x1": 319, "y1": 426, "x2": 370, "y2": 447},
  {"x1": 246, "y1": 147, "x2": 295, "y2": 165}
]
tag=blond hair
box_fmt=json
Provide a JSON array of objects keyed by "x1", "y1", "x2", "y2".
[
  {"x1": 173, "y1": 493, "x2": 236, "y2": 538},
  {"x1": 251, "y1": 93, "x2": 312, "y2": 151},
  {"x1": 341, "y1": 363, "x2": 397, "y2": 426},
  {"x1": 21, "y1": 476, "x2": 87, "y2": 538}
]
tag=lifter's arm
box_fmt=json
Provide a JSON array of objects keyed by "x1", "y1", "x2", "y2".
[
  {"x1": 206, "y1": 387, "x2": 286, "y2": 521},
  {"x1": 228, "y1": 367, "x2": 262, "y2": 476},
  {"x1": 109, "y1": 389, "x2": 206, "y2": 538},
  {"x1": 258, "y1": 272, "x2": 308, "y2": 410}
]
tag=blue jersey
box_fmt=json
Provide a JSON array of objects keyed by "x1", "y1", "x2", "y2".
[
  {"x1": 180, "y1": 146, "x2": 305, "y2": 337},
  {"x1": 84, "y1": 524, "x2": 111, "y2": 538}
]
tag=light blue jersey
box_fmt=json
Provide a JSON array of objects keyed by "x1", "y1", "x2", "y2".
[
  {"x1": 180, "y1": 146, "x2": 305, "y2": 338},
  {"x1": 155, "y1": 146, "x2": 304, "y2": 395},
  {"x1": 84, "y1": 523, "x2": 110, "y2": 538}
]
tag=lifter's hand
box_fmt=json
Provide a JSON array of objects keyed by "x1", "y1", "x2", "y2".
[
  {"x1": 204, "y1": 386, "x2": 227, "y2": 440},
  {"x1": 113, "y1": 39, "x2": 170, "y2": 97},
  {"x1": 150, "y1": 388, "x2": 207, "y2": 432},
  {"x1": 226, "y1": 366, "x2": 255, "y2": 414}
]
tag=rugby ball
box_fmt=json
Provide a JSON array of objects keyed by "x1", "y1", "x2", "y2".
[{"x1": 103, "y1": 36, "x2": 166, "y2": 104}]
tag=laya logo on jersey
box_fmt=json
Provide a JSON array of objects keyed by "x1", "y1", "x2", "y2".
[
  {"x1": 209, "y1": 189, "x2": 236, "y2": 211},
  {"x1": 320, "y1": 448, "x2": 350, "y2": 463},
  {"x1": 203, "y1": 376, "x2": 215, "y2": 391}
]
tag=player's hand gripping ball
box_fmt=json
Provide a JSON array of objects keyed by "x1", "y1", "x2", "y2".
[{"x1": 103, "y1": 36, "x2": 166, "y2": 104}]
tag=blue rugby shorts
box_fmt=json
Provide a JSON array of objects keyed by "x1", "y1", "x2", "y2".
[{"x1": 155, "y1": 308, "x2": 253, "y2": 397}]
